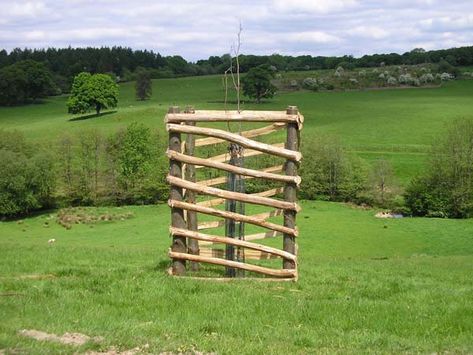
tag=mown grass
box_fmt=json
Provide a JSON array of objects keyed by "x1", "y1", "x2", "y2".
[
  {"x1": 1, "y1": 201, "x2": 472, "y2": 354},
  {"x1": 1, "y1": 76, "x2": 472, "y2": 184}
]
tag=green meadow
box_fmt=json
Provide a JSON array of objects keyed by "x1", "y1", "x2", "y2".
[
  {"x1": 1, "y1": 76, "x2": 473, "y2": 353},
  {"x1": 1, "y1": 76, "x2": 472, "y2": 184},
  {"x1": 1, "y1": 201, "x2": 472, "y2": 354}
]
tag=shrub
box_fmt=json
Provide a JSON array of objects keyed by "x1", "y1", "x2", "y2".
[
  {"x1": 299, "y1": 134, "x2": 367, "y2": 201},
  {"x1": 302, "y1": 77, "x2": 318, "y2": 91},
  {"x1": 0, "y1": 131, "x2": 56, "y2": 217},
  {"x1": 419, "y1": 73, "x2": 434, "y2": 83},
  {"x1": 440, "y1": 72, "x2": 454, "y2": 81},
  {"x1": 387, "y1": 76, "x2": 397, "y2": 85},
  {"x1": 405, "y1": 119, "x2": 473, "y2": 218}
]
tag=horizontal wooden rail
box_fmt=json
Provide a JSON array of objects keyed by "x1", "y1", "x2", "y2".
[
  {"x1": 197, "y1": 209, "x2": 282, "y2": 231},
  {"x1": 245, "y1": 230, "x2": 282, "y2": 241},
  {"x1": 196, "y1": 164, "x2": 283, "y2": 188},
  {"x1": 197, "y1": 187, "x2": 284, "y2": 208},
  {"x1": 165, "y1": 110, "x2": 303, "y2": 128},
  {"x1": 168, "y1": 199, "x2": 298, "y2": 236},
  {"x1": 196, "y1": 143, "x2": 284, "y2": 168},
  {"x1": 200, "y1": 247, "x2": 279, "y2": 260},
  {"x1": 167, "y1": 175, "x2": 300, "y2": 211},
  {"x1": 167, "y1": 124, "x2": 302, "y2": 162},
  {"x1": 169, "y1": 250, "x2": 296, "y2": 278},
  {"x1": 167, "y1": 150, "x2": 300, "y2": 185},
  {"x1": 195, "y1": 122, "x2": 286, "y2": 147},
  {"x1": 170, "y1": 227, "x2": 296, "y2": 261},
  {"x1": 198, "y1": 219, "x2": 225, "y2": 230}
]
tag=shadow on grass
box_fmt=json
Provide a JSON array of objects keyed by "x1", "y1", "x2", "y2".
[{"x1": 68, "y1": 110, "x2": 117, "y2": 122}]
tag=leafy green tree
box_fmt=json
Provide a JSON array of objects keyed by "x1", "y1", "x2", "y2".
[
  {"x1": 242, "y1": 65, "x2": 276, "y2": 103},
  {"x1": 117, "y1": 122, "x2": 152, "y2": 190},
  {"x1": 299, "y1": 134, "x2": 367, "y2": 201},
  {"x1": 0, "y1": 130, "x2": 55, "y2": 217},
  {"x1": 67, "y1": 72, "x2": 118, "y2": 115},
  {"x1": 135, "y1": 67, "x2": 152, "y2": 100},
  {"x1": 405, "y1": 119, "x2": 473, "y2": 218},
  {"x1": 368, "y1": 158, "x2": 397, "y2": 207},
  {"x1": 0, "y1": 60, "x2": 55, "y2": 105}
]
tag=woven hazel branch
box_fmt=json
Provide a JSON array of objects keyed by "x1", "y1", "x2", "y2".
[{"x1": 167, "y1": 123, "x2": 302, "y2": 161}]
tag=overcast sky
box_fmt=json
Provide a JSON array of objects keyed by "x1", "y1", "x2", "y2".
[{"x1": 0, "y1": 0, "x2": 472, "y2": 61}]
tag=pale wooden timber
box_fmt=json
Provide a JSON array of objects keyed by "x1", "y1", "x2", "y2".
[
  {"x1": 197, "y1": 187, "x2": 284, "y2": 208},
  {"x1": 200, "y1": 231, "x2": 282, "y2": 245},
  {"x1": 167, "y1": 150, "x2": 300, "y2": 185},
  {"x1": 199, "y1": 247, "x2": 279, "y2": 260},
  {"x1": 198, "y1": 219, "x2": 225, "y2": 230},
  {"x1": 168, "y1": 250, "x2": 296, "y2": 278},
  {"x1": 198, "y1": 165, "x2": 283, "y2": 186},
  {"x1": 245, "y1": 230, "x2": 282, "y2": 241},
  {"x1": 165, "y1": 110, "x2": 303, "y2": 127},
  {"x1": 197, "y1": 209, "x2": 282, "y2": 231},
  {"x1": 166, "y1": 124, "x2": 302, "y2": 162},
  {"x1": 195, "y1": 122, "x2": 286, "y2": 147},
  {"x1": 168, "y1": 199, "x2": 298, "y2": 236},
  {"x1": 196, "y1": 143, "x2": 284, "y2": 168},
  {"x1": 170, "y1": 227, "x2": 296, "y2": 261},
  {"x1": 167, "y1": 175, "x2": 299, "y2": 211}
]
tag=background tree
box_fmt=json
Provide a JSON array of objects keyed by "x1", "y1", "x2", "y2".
[
  {"x1": 405, "y1": 119, "x2": 473, "y2": 218},
  {"x1": 241, "y1": 65, "x2": 276, "y2": 103},
  {"x1": 0, "y1": 60, "x2": 55, "y2": 105},
  {"x1": 67, "y1": 72, "x2": 118, "y2": 115},
  {"x1": 135, "y1": 67, "x2": 152, "y2": 100},
  {"x1": 368, "y1": 158, "x2": 397, "y2": 207}
]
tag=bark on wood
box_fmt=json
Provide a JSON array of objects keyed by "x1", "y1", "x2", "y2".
[
  {"x1": 165, "y1": 110, "x2": 303, "y2": 128},
  {"x1": 167, "y1": 150, "x2": 300, "y2": 185},
  {"x1": 283, "y1": 106, "x2": 300, "y2": 270},
  {"x1": 168, "y1": 199, "x2": 298, "y2": 236},
  {"x1": 168, "y1": 175, "x2": 299, "y2": 211},
  {"x1": 197, "y1": 187, "x2": 284, "y2": 208},
  {"x1": 170, "y1": 227, "x2": 296, "y2": 261},
  {"x1": 195, "y1": 122, "x2": 286, "y2": 147},
  {"x1": 199, "y1": 247, "x2": 280, "y2": 260},
  {"x1": 167, "y1": 124, "x2": 302, "y2": 162},
  {"x1": 168, "y1": 250, "x2": 296, "y2": 278},
  {"x1": 183, "y1": 109, "x2": 199, "y2": 271},
  {"x1": 196, "y1": 143, "x2": 284, "y2": 168},
  {"x1": 168, "y1": 106, "x2": 186, "y2": 275}
]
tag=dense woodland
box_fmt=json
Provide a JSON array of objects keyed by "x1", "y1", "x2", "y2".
[{"x1": 0, "y1": 45, "x2": 472, "y2": 90}]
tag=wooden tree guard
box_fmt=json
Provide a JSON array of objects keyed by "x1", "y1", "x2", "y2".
[{"x1": 165, "y1": 106, "x2": 303, "y2": 281}]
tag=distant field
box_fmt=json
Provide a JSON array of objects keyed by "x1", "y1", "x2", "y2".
[
  {"x1": 1, "y1": 76, "x2": 473, "y2": 184},
  {"x1": 1, "y1": 201, "x2": 472, "y2": 353}
]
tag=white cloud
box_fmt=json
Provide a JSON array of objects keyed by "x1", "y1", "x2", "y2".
[
  {"x1": 273, "y1": 0, "x2": 358, "y2": 13},
  {"x1": 0, "y1": 0, "x2": 471, "y2": 60}
]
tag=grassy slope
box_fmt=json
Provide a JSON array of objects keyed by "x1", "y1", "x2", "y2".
[
  {"x1": 1, "y1": 201, "x2": 473, "y2": 354},
  {"x1": 1, "y1": 77, "x2": 472, "y2": 184}
]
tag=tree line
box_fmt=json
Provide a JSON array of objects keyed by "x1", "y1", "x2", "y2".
[
  {"x1": 2, "y1": 119, "x2": 472, "y2": 219},
  {"x1": 1, "y1": 45, "x2": 472, "y2": 88}
]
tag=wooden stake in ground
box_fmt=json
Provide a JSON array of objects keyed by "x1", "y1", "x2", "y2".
[
  {"x1": 168, "y1": 106, "x2": 186, "y2": 275},
  {"x1": 184, "y1": 106, "x2": 199, "y2": 271},
  {"x1": 283, "y1": 106, "x2": 300, "y2": 270}
]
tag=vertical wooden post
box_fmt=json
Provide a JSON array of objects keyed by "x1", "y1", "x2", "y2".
[
  {"x1": 184, "y1": 106, "x2": 199, "y2": 271},
  {"x1": 169, "y1": 105, "x2": 186, "y2": 275},
  {"x1": 283, "y1": 106, "x2": 299, "y2": 270}
]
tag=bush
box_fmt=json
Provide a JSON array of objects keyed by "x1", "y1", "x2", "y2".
[
  {"x1": 302, "y1": 77, "x2": 318, "y2": 91},
  {"x1": 405, "y1": 119, "x2": 473, "y2": 218},
  {"x1": 0, "y1": 131, "x2": 56, "y2": 217},
  {"x1": 299, "y1": 134, "x2": 367, "y2": 201}
]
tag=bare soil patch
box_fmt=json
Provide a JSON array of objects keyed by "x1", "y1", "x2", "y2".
[{"x1": 19, "y1": 329, "x2": 103, "y2": 346}]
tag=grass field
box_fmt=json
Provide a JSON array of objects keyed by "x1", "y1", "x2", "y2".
[
  {"x1": 1, "y1": 76, "x2": 473, "y2": 353},
  {"x1": 1, "y1": 201, "x2": 472, "y2": 354},
  {"x1": 1, "y1": 76, "x2": 472, "y2": 184}
]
